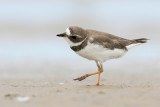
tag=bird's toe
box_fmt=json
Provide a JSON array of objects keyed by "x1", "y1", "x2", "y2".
[{"x1": 73, "y1": 74, "x2": 89, "y2": 81}]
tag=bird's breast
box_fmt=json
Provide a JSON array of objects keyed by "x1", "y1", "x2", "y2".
[{"x1": 76, "y1": 42, "x2": 126, "y2": 63}]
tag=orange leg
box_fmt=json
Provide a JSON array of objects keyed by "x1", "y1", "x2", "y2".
[
  {"x1": 96, "y1": 73, "x2": 101, "y2": 86},
  {"x1": 74, "y1": 62, "x2": 103, "y2": 85},
  {"x1": 96, "y1": 64, "x2": 103, "y2": 85},
  {"x1": 73, "y1": 71, "x2": 99, "y2": 81}
]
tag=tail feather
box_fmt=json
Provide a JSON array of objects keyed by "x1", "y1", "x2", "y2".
[
  {"x1": 134, "y1": 38, "x2": 149, "y2": 43},
  {"x1": 126, "y1": 38, "x2": 149, "y2": 49}
]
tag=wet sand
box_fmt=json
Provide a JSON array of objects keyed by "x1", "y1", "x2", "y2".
[{"x1": 0, "y1": 71, "x2": 160, "y2": 107}]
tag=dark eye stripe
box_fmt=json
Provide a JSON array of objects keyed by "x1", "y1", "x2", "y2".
[{"x1": 71, "y1": 36, "x2": 77, "y2": 39}]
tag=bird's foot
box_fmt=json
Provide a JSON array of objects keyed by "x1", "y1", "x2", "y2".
[
  {"x1": 73, "y1": 74, "x2": 89, "y2": 81},
  {"x1": 96, "y1": 83, "x2": 100, "y2": 86}
]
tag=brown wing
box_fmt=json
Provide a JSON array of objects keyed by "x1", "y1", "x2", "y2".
[{"x1": 86, "y1": 30, "x2": 134, "y2": 50}]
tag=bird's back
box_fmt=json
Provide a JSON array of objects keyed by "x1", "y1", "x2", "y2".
[{"x1": 86, "y1": 29, "x2": 134, "y2": 50}]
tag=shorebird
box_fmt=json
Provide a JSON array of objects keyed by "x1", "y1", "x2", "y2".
[{"x1": 57, "y1": 26, "x2": 148, "y2": 85}]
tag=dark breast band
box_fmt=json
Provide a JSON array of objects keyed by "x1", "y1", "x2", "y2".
[{"x1": 70, "y1": 38, "x2": 88, "y2": 52}]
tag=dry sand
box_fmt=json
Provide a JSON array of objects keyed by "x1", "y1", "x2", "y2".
[{"x1": 0, "y1": 71, "x2": 160, "y2": 107}]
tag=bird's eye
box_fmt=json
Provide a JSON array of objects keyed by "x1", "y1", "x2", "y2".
[{"x1": 71, "y1": 36, "x2": 77, "y2": 39}]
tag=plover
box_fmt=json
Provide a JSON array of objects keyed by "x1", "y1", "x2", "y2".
[{"x1": 57, "y1": 26, "x2": 148, "y2": 85}]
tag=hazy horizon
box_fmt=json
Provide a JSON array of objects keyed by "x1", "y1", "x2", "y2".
[{"x1": 0, "y1": 0, "x2": 159, "y2": 78}]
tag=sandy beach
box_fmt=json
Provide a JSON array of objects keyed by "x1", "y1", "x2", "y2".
[{"x1": 1, "y1": 69, "x2": 160, "y2": 107}]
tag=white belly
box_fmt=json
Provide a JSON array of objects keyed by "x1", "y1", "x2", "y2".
[{"x1": 76, "y1": 42, "x2": 127, "y2": 63}]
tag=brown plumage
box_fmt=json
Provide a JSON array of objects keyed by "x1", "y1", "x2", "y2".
[
  {"x1": 68, "y1": 26, "x2": 148, "y2": 51},
  {"x1": 57, "y1": 26, "x2": 148, "y2": 85}
]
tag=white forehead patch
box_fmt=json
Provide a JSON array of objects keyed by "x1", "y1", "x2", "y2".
[{"x1": 66, "y1": 27, "x2": 71, "y2": 36}]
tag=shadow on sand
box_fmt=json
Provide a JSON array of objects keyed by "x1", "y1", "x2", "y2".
[{"x1": 78, "y1": 84, "x2": 125, "y2": 90}]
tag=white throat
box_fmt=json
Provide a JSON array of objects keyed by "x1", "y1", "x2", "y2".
[{"x1": 64, "y1": 36, "x2": 88, "y2": 47}]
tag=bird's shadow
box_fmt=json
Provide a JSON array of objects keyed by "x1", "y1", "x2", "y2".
[{"x1": 82, "y1": 84, "x2": 124, "y2": 89}]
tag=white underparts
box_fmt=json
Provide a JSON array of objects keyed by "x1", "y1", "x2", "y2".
[{"x1": 76, "y1": 42, "x2": 126, "y2": 63}]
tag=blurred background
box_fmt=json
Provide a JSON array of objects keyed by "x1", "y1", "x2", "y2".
[{"x1": 0, "y1": 0, "x2": 160, "y2": 78}]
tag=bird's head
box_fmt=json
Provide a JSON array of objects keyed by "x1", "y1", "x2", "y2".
[{"x1": 57, "y1": 26, "x2": 87, "y2": 46}]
